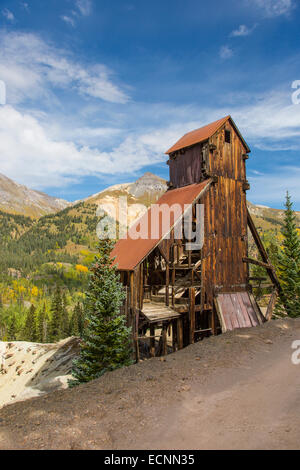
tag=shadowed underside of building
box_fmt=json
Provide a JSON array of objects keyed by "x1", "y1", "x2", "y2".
[{"x1": 111, "y1": 116, "x2": 281, "y2": 359}]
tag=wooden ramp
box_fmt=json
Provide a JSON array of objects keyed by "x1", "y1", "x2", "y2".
[
  {"x1": 215, "y1": 292, "x2": 265, "y2": 333},
  {"x1": 142, "y1": 302, "x2": 181, "y2": 323}
]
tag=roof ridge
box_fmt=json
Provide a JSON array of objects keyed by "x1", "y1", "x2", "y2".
[{"x1": 165, "y1": 115, "x2": 249, "y2": 154}]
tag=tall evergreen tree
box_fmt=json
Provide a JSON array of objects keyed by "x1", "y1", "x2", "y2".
[
  {"x1": 36, "y1": 303, "x2": 48, "y2": 343},
  {"x1": 70, "y1": 302, "x2": 84, "y2": 337},
  {"x1": 49, "y1": 287, "x2": 63, "y2": 342},
  {"x1": 69, "y1": 238, "x2": 132, "y2": 387},
  {"x1": 276, "y1": 192, "x2": 300, "y2": 317},
  {"x1": 61, "y1": 292, "x2": 70, "y2": 338},
  {"x1": 23, "y1": 304, "x2": 37, "y2": 342},
  {"x1": 8, "y1": 315, "x2": 17, "y2": 341}
]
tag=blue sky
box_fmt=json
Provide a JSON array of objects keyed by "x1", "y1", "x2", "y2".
[{"x1": 0, "y1": 0, "x2": 300, "y2": 209}]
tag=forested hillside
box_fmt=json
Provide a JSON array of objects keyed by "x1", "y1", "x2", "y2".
[{"x1": 0, "y1": 172, "x2": 299, "y2": 344}]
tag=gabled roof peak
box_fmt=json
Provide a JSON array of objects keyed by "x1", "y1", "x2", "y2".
[{"x1": 165, "y1": 115, "x2": 250, "y2": 154}]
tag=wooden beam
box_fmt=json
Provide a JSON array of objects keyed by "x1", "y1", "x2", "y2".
[
  {"x1": 247, "y1": 210, "x2": 281, "y2": 292},
  {"x1": 162, "y1": 324, "x2": 168, "y2": 356},
  {"x1": 214, "y1": 297, "x2": 226, "y2": 333},
  {"x1": 150, "y1": 325, "x2": 155, "y2": 357},
  {"x1": 189, "y1": 288, "x2": 196, "y2": 344},
  {"x1": 166, "y1": 262, "x2": 170, "y2": 307},
  {"x1": 172, "y1": 319, "x2": 177, "y2": 352},
  {"x1": 265, "y1": 289, "x2": 279, "y2": 321},
  {"x1": 243, "y1": 257, "x2": 274, "y2": 270},
  {"x1": 177, "y1": 317, "x2": 183, "y2": 350}
]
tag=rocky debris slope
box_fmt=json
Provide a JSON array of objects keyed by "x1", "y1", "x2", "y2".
[{"x1": 0, "y1": 338, "x2": 80, "y2": 409}]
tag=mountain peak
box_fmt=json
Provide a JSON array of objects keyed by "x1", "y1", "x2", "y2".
[{"x1": 129, "y1": 173, "x2": 167, "y2": 198}]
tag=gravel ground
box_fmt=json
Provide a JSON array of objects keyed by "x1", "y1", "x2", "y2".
[{"x1": 0, "y1": 318, "x2": 300, "y2": 450}]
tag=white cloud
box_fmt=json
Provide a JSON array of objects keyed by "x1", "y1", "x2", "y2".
[
  {"x1": 230, "y1": 24, "x2": 257, "y2": 37},
  {"x1": 76, "y1": 0, "x2": 92, "y2": 16},
  {"x1": 252, "y1": 0, "x2": 294, "y2": 17},
  {"x1": 0, "y1": 31, "x2": 129, "y2": 104},
  {"x1": 2, "y1": 8, "x2": 14, "y2": 21},
  {"x1": 0, "y1": 106, "x2": 164, "y2": 189},
  {"x1": 61, "y1": 15, "x2": 76, "y2": 27},
  {"x1": 219, "y1": 45, "x2": 234, "y2": 60}
]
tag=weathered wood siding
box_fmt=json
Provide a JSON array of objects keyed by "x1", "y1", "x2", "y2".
[
  {"x1": 169, "y1": 143, "x2": 204, "y2": 188},
  {"x1": 200, "y1": 122, "x2": 249, "y2": 307}
]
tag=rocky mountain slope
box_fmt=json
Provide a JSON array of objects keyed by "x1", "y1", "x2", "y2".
[
  {"x1": 0, "y1": 173, "x2": 70, "y2": 218},
  {"x1": 84, "y1": 172, "x2": 167, "y2": 228},
  {"x1": 0, "y1": 338, "x2": 80, "y2": 409},
  {"x1": 247, "y1": 201, "x2": 300, "y2": 231}
]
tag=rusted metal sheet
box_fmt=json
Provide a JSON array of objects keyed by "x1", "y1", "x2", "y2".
[
  {"x1": 165, "y1": 115, "x2": 250, "y2": 155},
  {"x1": 111, "y1": 180, "x2": 211, "y2": 271},
  {"x1": 216, "y1": 292, "x2": 263, "y2": 333}
]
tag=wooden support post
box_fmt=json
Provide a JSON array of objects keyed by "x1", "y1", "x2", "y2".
[
  {"x1": 135, "y1": 310, "x2": 140, "y2": 363},
  {"x1": 247, "y1": 210, "x2": 281, "y2": 292},
  {"x1": 189, "y1": 287, "x2": 196, "y2": 344},
  {"x1": 266, "y1": 289, "x2": 279, "y2": 321},
  {"x1": 162, "y1": 324, "x2": 168, "y2": 356},
  {"x1": 211, "y1": 307, "x2": 217, "y2": 335},
  {"x1": 166, "y1": 263, "x2": 170, "y2": 307},
  {"x1": 177, "y1": 317, "x2": 183, "y2": 350},
  {"x1": 150, "y1": 324, "x2": 155, "y2": 357},
  {"x1": 172, "y1": 319, "x2": 177, "y2": 352}
]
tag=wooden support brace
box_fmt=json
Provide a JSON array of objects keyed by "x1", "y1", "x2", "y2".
[
  {"x1": 247, "y1": 210, "x2": 281, "y2": 292},
  {"x1": 189, "y1": 288, "x2": 196, "y2": 344},
  {"x1": 243, "y1": 257, "x2": 274, "y2": 270},
  {"x1": 265, "y1": 289, "x2": 279, "y2": 321},
  {"x1": 162, "y1": 324, "x2": 168, "y2": 356},
  {"x1": 150, "y1": 325, "x2": 155, "y2": 357},
  {"x1": 177, "y1": 317, "x2": 183, "y2": 350}
]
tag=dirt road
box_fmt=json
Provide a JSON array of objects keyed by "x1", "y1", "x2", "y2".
[{"x1": 0, "y1": 318, "x2": 300, "y2": 450}]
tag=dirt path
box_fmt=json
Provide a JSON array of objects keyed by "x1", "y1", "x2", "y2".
[{"x1": 0, "y1": 318, "x2": 300, "y2": 450}]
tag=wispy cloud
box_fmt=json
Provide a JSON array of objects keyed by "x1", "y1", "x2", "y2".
[
  {"x1": 2, "y1": 8, "x2": 14, "y2": 22},
  {"x1": 252, "y1": 0, "x2": 294, "y2": 18},
  {"x1": 76, "y1": 0, "x2": 92, "y2": 17},
  {"x1": 61, "y1": 0, "x2": 92, "y2": 27},
  {"x1": 230, "y1": 24, "x2": 257, "y2": 37},
  {"x1": 0, "y1": 31, "x2": 129, "y2": 105},
  {"x1": 219, "y1": 45, "x2": 234, "y2": 60},
  {"x1": 61, "y1": 15, "x2": 76, "y2": 27}
]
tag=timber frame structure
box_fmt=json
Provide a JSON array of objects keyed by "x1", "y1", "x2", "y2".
[{"x1": 111, "y1": 116, "x2": 281, "y2": 359}]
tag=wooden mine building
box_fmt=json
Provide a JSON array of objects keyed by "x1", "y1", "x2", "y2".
[{"x1": 111, "y1": 116, "x2": 281, "y2": 359}]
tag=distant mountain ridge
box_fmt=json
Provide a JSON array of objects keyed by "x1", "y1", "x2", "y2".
[
  {"x1": 0, "y1": 173, "x2": 70, "y2": 218},
  {"x1": 0, "y1": 171, "x2": 299, "y2": 230}
]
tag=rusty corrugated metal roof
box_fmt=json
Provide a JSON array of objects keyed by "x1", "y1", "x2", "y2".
[
  {"x1": 165, "y1": 115, "x2": 250, "y2": 154},
  {"x1": 111, "y1": 180, "x2": 211, "y2": 271}
]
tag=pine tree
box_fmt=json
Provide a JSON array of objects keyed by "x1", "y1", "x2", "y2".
[
  {"x1": 61, "y1": 292, "x2": 70, "y2": 338},
  {"x1": 23, "y1": 304, "x2": 37, "y2": 342},
  {"x1": 70, "y1": 302, "x2": 83, "y2": 337},
  {"x1": 276, "y1": 192, "x2": 300, "y2": 317},
  {"x1": 49, "y1": 287, "x2": 63, "y2": 342},
  {"x1": 69, "y1": 239, "x2": 132, "y2": 387},
  {"x1": 8, "y1": 315, "x2": 17, "y2": 341},
  {"x1": 36, "y1": 304, "x2": 48, "y2": 343}
]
